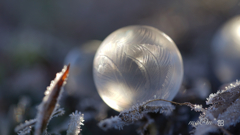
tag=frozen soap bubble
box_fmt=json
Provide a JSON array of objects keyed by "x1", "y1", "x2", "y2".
[
  {"x1": 64, "y1": 40, "x2": 101, "y2": 96},
  {"x1": 93, "y1": 25, "x2": 183, "y2": 111},
  {"x1": 211, "y1": 16, "x2": 240, "y2": 83}
]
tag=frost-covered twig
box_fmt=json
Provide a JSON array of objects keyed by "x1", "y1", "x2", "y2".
[
  {"x1": 143, "y1": 98, "x2": 205, "y2": 112},
  {"x1": 34, "y1": 65, "x2": 70, "y2": 135},
  {"x1": 67, "y1": 110, "x2": 84, "y2": 135},
  {"x1": 50, "y1": 104, "x2": 65, "y2": 119},
  {"x1": 136, "y1": 114, "x2": 154, "y2": 135},
  {"x1": 98, "y1": 100, "x2": 175, "y2": 130},
  {"x1": 17, "y1": 126, "x2": 32, "y2": 135},
  {"x1": 15, "y1": 105, "x2": 65, "y2": 134},
  {"x1": 15, "y1": 119, "x2": 36, "y2": 135}
]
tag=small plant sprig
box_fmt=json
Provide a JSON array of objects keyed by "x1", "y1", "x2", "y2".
[
  {"x1": 34, "y1": 65, "x2": 70, "y2": 135},
  {"x1": 15, "y1": 105, "x2": 65, "y2": 135},
  {"x1": 15, "y1": 65, "x2": 72, "y2": 135},
  {"x1": 98, "y1": 101, "x2": 175, "y2": 131},
  {"x1": 67, "y1": 110, "x2": 84, "y2": 135}
]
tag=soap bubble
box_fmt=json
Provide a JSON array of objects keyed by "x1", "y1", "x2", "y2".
[
  {"x1": 93, "y1": 25, "x2": 183, "y2": 111},
  {"x1": 64, "y1": 40, "x2": 101, "y2": 96},
  {"x1": 211, "y1": 16, "x2": 240, "y2": 83}
]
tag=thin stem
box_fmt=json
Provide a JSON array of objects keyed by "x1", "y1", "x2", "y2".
[{"x1": 143, "y1": 99, "x2": 193, "y2": 107}]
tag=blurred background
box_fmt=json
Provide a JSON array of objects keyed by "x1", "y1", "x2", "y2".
[{"x1": 1, "y1": 0, "x2": 240, "y2": 135}]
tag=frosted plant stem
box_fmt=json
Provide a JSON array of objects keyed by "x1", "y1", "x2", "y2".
[
  {"x1": 144, "y1": 99, "x2": 234, "y2": 135},
  {"x1": 34, "y1": 65, "x2": 70, "y2": 135},
  {"x1": 67, "y1": 111, "x2": 84, "y2": 135},
  {"x1": 143, "y1": 99, "x2": 195, "y2": 108}
]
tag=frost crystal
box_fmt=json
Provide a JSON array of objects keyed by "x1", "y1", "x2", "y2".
[
  {"x1": 192, "y1": 104, "x2": 203, "y2": 112},
  {"x1": 49, "y1": 104, "x2": 65, "y2": 121},
  {"x1": 98, "y1": 116, "x2": 125, "y2": 130},
  {"x1": 67, "y1": 111, "x2": 84, "y2": 135},
  {"x1": 206, "y1": 80, "x2": 240, "y2": 105},
  {"x1": 15, "y1": 119, "x2": 36, "y2": 134},
  {"x1": 17, "y1": 126, "x2": 32, "y2": 135}
]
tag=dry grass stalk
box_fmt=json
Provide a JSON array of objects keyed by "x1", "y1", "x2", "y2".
[{"x1": 34, "y1": 65, "x2": 70, "y2": 135}]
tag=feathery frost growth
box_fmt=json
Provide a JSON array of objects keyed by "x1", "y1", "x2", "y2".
[
  {"x1": 67, "y1": 110, "x2": 84, "y2": 135},
  {"x1": 50, "y1": 104, "x2": 65, "y2": 119},
  {"x1": 15, "y1": 119, "x2": 36, "y2": 135},
  {"x1": 98, "y1": 100, "x2": 175, "y2": 130},
  {"x1": 16, "y1": 125, "x2": 32, "y2": 135}
]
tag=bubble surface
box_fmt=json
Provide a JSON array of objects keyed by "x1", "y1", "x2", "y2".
[
  {"x1": 93, "y1": 25, "x2": 183, "y2": 111},
  {"x1": 212, "y1": 16, "x2": 240, "y2": 83}
]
